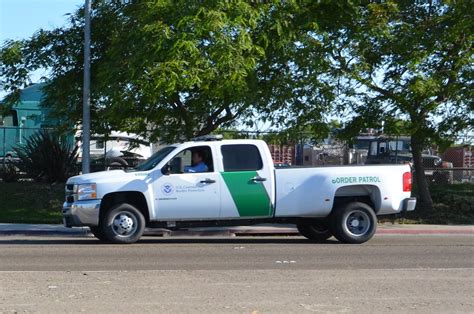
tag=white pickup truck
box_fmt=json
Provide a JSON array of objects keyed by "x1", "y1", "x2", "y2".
[{"x1": 63, "y1": 136, "x2": 416, "y2": 244}]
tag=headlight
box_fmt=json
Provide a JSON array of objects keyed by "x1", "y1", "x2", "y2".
[{"x1": 76, "y1": 183, "x2": 97, "y2": 200}]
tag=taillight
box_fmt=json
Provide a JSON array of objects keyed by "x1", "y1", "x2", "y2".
[{"x1": 403, "y1": 171, "x2": 412, "y2": 192}]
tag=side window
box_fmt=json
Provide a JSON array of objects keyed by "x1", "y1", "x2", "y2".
[
  {"x1": 221, "y1": 144, "x2": 263, "y2": 172},
  {"x1": 370, "y1": 142, "x2": 378, "y2": 156},
  {"x1": 168, "y1": 146, "x2": 213, "y2": 174}
]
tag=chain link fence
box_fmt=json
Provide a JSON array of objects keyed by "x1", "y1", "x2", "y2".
[
  {"x1": 441, "y1": 145, "x2": 474, "y2": 183},
  {"x1": 2, "y1": 126, "x2": 473, "y2": 184},
  {"x1": 220, "y1": 130, "x2": 474, "y2": 185},
  {"x1": 0, "y1": 127, "x2": 42, "y2": 159},
  {"x1": 0, "y1": 126, "x2": 154, "y2": 176}
]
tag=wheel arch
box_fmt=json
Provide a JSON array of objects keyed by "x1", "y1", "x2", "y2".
[
  {"x1": 100, "y1": 191, "x2": 150, "y2": 224},
  {"x1": 333, "y1": 184, "x2": 381, "y2": 213}
]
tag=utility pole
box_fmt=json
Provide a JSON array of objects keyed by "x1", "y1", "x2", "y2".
[{"x1": 82, "y1": 0, "x2": 91, "y2": 174}]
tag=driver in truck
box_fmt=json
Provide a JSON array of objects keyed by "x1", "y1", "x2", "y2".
[{"x1": 184, "y1": 150, "x2": 209, "y2": 173}]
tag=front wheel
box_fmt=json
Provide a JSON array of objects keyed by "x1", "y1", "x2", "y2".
[
  {"x1": 331, "y1": 202, "x2": 377, "y2": 244},
  {"x1": 89, "y1": 226, "x2": 108, "y2": 242},
  {"x1": 101, "y1": 203, "x2": 145, "y2": 244},
  {"x1": 296, "y1": 219, "x2": 332, "y2": 242}
]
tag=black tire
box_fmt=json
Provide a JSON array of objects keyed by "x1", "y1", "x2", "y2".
[
  {"x1": 331, "y1": 202, "x2": 377, "y2": 244},
  {"x1": 296, "y1": 219, "x2": 332, "y2": 242},
  {"x1": 101, "y1": 203, "x2": 145, "y2": 244},
  {"x1": 89, "y1": 226, "x2": 109, "y2": 242}
]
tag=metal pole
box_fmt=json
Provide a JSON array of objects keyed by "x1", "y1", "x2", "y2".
[
  {"x1": 82, "y1": 0, "x2": 91, "y2": 174},
  {"x1": 2, "y1": 128, "x2": 5, "y2": 168}
]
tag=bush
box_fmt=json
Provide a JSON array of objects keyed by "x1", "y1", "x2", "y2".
[
  {"x1": 0, "y1": 163, "x2": 19, "y2": 183},
  {"x1": 13, "y1": 129, "x2": 79, "y2": 183},
  {"x1": 405, "y1": 183, "x2": 474, "y2": 224}
]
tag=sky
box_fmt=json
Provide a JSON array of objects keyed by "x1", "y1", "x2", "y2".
[
  {"x1": 0, "y1": 0, "x2": 83, "y2": 96},
  {"x1": 0, "y1": 0, "x2": 82, "y2": 42}
]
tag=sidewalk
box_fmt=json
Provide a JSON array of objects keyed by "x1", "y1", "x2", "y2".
[{"x1": 0, "y1": 223, "x2": 472, "y2": 237}]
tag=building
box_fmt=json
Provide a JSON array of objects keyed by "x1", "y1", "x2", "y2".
[
  {"x1": 302, "y1": 138, "x2": 346, "y2": 166},
  {"x1": 0, "y1": 84, "x2": 58, "y2": 157},
  {"x1": 443, "y1": 145, "x2": 473, "y2": 182}
]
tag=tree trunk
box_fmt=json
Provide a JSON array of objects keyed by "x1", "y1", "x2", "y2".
[{"x1": 411, "y1": 137, "x2": 433, "y2": 209}]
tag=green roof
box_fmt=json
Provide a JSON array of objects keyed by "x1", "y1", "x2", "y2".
[{"x1": 18, "y1": 83, "x2": 45, "y2": 102}]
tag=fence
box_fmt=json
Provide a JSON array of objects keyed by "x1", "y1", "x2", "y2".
[
  {"x1": 0, "y1": 126, "x2": 153, "y2": 173},
  {"x1": 0, "y1": 127, "x2": 45, "y2": 158},
  {"x1": 220, "y1": 130, "x2": 474, "y2": 185},
  {"x1": 2, "y1": 127, "x2": 473, "y2": 183}
]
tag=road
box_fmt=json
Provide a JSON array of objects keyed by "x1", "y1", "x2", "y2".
[{"x1": 0, "y1": 235, "x2": 473, "y2": 313}]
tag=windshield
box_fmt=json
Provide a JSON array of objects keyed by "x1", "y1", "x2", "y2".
[{"x1": 134, "y1": 146, "x2": 176, "y2": 171}]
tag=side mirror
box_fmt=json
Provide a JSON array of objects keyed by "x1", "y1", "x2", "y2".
[{"x1": 161, "y1": 164, "x2": 171, "y2": 175}]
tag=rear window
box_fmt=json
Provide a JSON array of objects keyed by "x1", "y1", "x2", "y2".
[{"x1": 221, "y1": 144, "x2": 263, "y2": 172}]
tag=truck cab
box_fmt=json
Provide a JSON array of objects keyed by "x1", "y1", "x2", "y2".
[{"x1": 140, "y1": 137, "x2": 275, "y2": 221}]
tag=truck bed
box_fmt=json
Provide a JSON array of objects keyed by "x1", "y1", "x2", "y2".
[{"x1": 274, "y1": 164, "x2": 412, "y2": 217}]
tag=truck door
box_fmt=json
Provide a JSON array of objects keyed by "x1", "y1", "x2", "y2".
[
  {"x1": 153, "y1": 145, "x2": 221, "y2": 220},
  {"x1": 219, "y1": 144, "x2": 274, "y2": 218}
]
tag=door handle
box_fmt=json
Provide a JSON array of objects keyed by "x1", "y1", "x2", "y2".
[
  {"x1": 200, "y1": 178, "x2": 216, "y2": 184},
  {"x1": 251, "y1": 176, "x2": 267, "y2": 182}
]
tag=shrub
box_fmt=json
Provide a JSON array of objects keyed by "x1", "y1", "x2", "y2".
[
  {"x1": 406, "y1": 183, "x2": 474, "y2": 224},
  {"x1": 13, "y1": 129, "x2": 79, "y2": 183},
  {"x1": 0, "y1": 163, "x2": 19, "y2": 183}
]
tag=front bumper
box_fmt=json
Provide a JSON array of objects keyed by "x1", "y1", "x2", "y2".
[
  {"x1": 62, "y1": 200, "x2": 101, "y2": 227},
  {"x1": 402, "y1": 197, "x2": 417, "y2": 212}
]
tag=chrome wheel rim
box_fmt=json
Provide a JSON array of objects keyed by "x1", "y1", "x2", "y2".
[
  {"x1": 112, "y1": 211, "x2": 138, "y2": 237},
  {"x1": 344, "y1": 210, "x2": 371, "y2": 237}
]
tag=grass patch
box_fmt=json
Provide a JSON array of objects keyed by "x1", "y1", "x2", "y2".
[
  {"x1": 402, "y1": 183, "x2": 474, "y2": 225},
  {"x1": 0, "y1": 182, "x2": 64, "y2": 224}
]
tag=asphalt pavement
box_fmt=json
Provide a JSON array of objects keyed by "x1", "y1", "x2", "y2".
[
  {"x1": 0, "y1": 234, "x2": 473, "y2": 271},
  {"x1": 0, "y1": 234, "x2": 473, "y2": 313}
]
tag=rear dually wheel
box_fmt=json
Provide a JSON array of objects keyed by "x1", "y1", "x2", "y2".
[
  {"x1": 297, "y1": 219, "x2": 332, "y2": 242},
  {"x1": 331, "y1": 202, "x2": 377, "y2": 244}
]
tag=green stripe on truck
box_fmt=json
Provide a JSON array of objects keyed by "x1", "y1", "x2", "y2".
[{"x1": 220, "y1": 171, "x2": 272, "y2": 217}]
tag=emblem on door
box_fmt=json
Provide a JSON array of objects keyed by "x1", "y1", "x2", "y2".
[{"x1": 161, "y1": 183, "x2": 174, "y2": 195}]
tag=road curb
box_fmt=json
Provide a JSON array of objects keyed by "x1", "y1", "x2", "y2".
[
  {"x1": 376, "y1": 229, "x2": 474, "y2": 235},
  {"x1": 0, "y1": 225, "x2": 472, "y2": 237}
]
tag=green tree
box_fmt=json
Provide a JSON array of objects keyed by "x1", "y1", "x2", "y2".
[
  {"x1": 0, "y1": 0, "x2": 339, "y2": 143},
  {"x1": 328, "y1": 0, "x2": 473, "y2": 208},
  {"x1": 1, "y1": 1, "x2": 267, "y2": 141}
]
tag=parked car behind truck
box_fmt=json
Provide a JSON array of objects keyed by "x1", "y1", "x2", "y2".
[
  {"x1": 363, "y1": 136, "x2": 452, "y2": 183},
  {"x1": 63, "y1": 136, "x2": 416, "y2": 244},
  {"x1": 78, "y1": 131, "x2": 153, "y2": 172}
]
